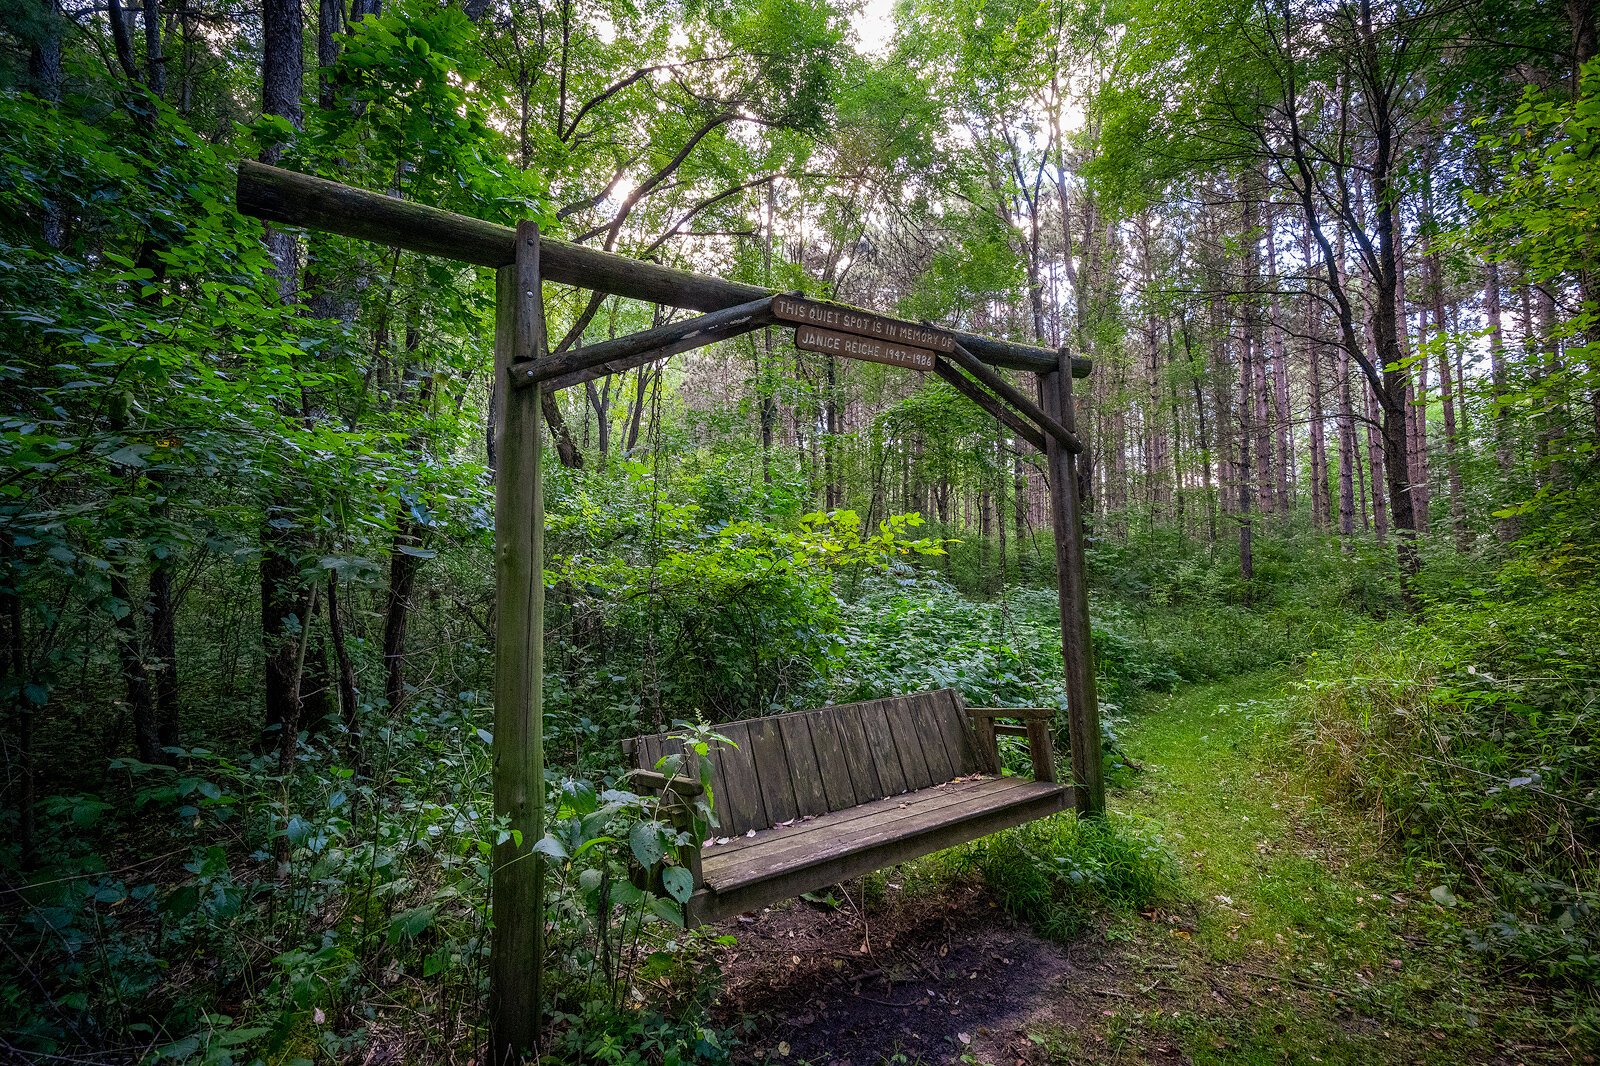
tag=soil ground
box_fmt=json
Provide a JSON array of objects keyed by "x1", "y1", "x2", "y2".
[{"x1": 711, "y1": 672, "x2": 1587, "y2": 1065}]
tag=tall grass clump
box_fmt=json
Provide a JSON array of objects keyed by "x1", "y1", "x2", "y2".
[
  {"x1": 954, "y1": 813, "x2": 1185, "y2": 941},
  {"x1": 1294, "y1": 580, "x2": 1599, "y2": 1030}
]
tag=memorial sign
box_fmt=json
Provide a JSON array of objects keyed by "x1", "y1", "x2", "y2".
[
  {"x1": 793, "y1": 324, "x2": 937, "y2": 371},
  {"x1": 772, "y1": 294, "x2": 954, "y2": 354}
]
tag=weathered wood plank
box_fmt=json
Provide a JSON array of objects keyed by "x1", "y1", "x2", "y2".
[
  {"x1": 518, "y1": 298, "x2": 776, "y2": 389},
  {"x1": 778, "y1": 713, "x2": 829, "y2": 818},
  {"x1": 691, "y1": 783, "x2": 1070, "y2": 920},
  {"x1": 713, "y1": 721, "x2": 766, "y2": 835},
  {"x1": 806, "y1": 710, "x2": 859, "y2": 812},
  {"x1": 1027, "y1": 719, "x2": 1058, "y2": 784},
  {"x1": 913, "y1": 693, "x2": 958, "y2": 784},
  {"x1": 234, "y1": 163, "x2": 1094, "y2": 378},
  {"x1": 703, "y1": 778, "x2": 1034, "y2": 881},
  {"x1": 703, "y1": 738, "x2": 732, "y2": 831},
  {"x1": 933, "y1": 358, "x2": 1047, "y2": 453},
  {"x1": 1042, "y1": 352, "x2": 1104, "y2": 816},
  {"x1": 947, "y1": 340, "x2": 1083, "y2": 453},
  {"x1": 930, "y1": 692, "x2": 980, "y2": 777},
  {"x1": 489, "y1": 223, "x2": 546, "y2": 1060},
  {"x1": 857, "y1": 701, "x2": 909, "y2": 796},
  {"x1": 746, "y1": 717, "x2": 798, "y2": 827},
  {"x1": 835, "y1": 704, "x2": 885, "y2": 802},
  {"x1": 884, "y1": 696, "x2": 934, "y2": 791},
  {"x1": 701, "y1": 776, "x2": 1004, "y2": 860},
  {"x1": 964, "y1": 706, "x2": 1056, "y2": 720}
]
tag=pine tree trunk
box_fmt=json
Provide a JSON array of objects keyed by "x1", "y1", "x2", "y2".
[
  {"x1": 1337, "y1": 343, "x2": 1356, "y2": 537},
  {"x1": 1424, "y1": 232, "x2": 1468, "y2": 550}
]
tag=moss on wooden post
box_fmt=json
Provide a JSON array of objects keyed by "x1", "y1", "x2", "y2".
[
  {"x1": 489, "y1": 221, "x2": 547, "y2": 1061},
  {"x1": 1042, "y1": 349, "x2": 1104, "y2": 817}
]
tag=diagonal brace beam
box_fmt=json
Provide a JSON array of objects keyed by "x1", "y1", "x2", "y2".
[
  {"x1": 945, "y1": 341, "x2": 1083, "y2": 454},
  {"x1": 513, "y1": 297, "x2": 775, "y2": 390},
  {"x1": 933, "y1": 358, "x2": 1046, "y2": 453}
]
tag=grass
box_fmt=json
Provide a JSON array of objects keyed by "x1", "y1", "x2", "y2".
[
  {"x1": 1021, "y1": 671, "x2": 1582, "y2": 1065},
  {"x1": 968, "y1": 811, "x2": 1185, "y2": 942}
]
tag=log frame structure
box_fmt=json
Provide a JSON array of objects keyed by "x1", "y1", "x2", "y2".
[{"x1": 233, "y1": 161, "x2": 1103, "y2": 1063}]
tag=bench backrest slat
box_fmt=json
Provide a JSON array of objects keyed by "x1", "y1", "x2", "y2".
[{"x1": 627, "y1": 689, "x2": 982, "y2": 836}]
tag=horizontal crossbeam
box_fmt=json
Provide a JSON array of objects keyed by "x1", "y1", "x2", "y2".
[{"x1": 235, "y1": 162, "x2": 1092, "y2": 379}]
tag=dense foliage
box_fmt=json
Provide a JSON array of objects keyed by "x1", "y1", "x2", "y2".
[{"x1": 2, "y1": 0, "x2": 1598, "y2": 1059}]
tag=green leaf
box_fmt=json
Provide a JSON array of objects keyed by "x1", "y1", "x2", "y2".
[
  {"x1": 661, "y1": 865, "x2": 694, "y2": 904},
  {"x1": 629, "y1": 821, "x2": 665, "y2": 867},
  {"x1": 533, "y1": 834, "x2": 569, "y2": 861},
  {"x1": 387, "y1": 904, "x2": 438, "y2": 943}
]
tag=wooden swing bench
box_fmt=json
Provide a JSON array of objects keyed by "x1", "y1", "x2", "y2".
[{"x1": 624, "y1": 688, "x2": 1070, "y2": 925}]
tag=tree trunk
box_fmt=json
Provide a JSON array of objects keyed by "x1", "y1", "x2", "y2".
[
  {"x1": 384, "y1": 512, "x2": 424, "y2": 713},
  {"x1": 1485, "y1": 259, "x2": 1517, "y2": 544},
  {"x1": 4, "y1": 534, "x2": 36, "y2": 867},
  {"x1": 1424, "y1": 231, "x2": 1468, "y2": 550},
  {"x1": 143, "y1": 0, "x2": 165, "y2": 97},
  {"x1": 326, "y1": 570, "x2": 363, "y2": 762},
  {"x1": 1337, "y1": 341, "x2": 1356, "y2": 537}
]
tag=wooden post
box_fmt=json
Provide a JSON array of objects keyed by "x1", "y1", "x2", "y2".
[
  {"x1": 1041, "y1": 348, "x2": 1104, "y2": 817},
  {"x1": 490, "y1": 221, "x2": 546, "y2": 1061}
]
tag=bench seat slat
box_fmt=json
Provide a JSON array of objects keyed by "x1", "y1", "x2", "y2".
[
  {"x1": 690, "y1": 778, "x2": 1071, "y2": 923},
  {"x1": 702, "y1": 774, "x2": 1002, "y2": 859},
  {"x1": 703, "y1": 776, "x2": 1035, "y2": 881}
]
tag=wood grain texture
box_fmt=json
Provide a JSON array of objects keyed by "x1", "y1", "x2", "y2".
[
  {"x1": 746, "y1": 717, "x2": 799, "y2": 827},
  {"x1": 778, "y1": 713, "x2": 829, "y2": 818},
  {"x1": 884, "y1": 696, "x2": 934, "y2": 791},
  {"x1": 914, "y1": 694, "x2": 958, "y2": 784},
  {"x1": 489, "y1": 227, "x2": 547, "y2": 1059},
  {"x1": 835, "y1": 704, "x2": 884, "y2": 801},
  {"x1": 687, "y1": 783, "x2": 1070, "y2": 925},
  {"x1": 713, "y1": 721, "x2": 766, "y2": 834},
  {"x1": 704, "y1": 778, "x2": 1032, "y2": 881},
  {"x1": 1042, "y1": 354, "x2": 1105, "y2": 816},
  {"x1": 806, "y1": 711, "x2": 859, "y2": 811}
]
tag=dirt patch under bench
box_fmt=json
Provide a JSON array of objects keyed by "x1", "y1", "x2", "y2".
[{"x1": 712, "y1": 876, "x2": 1140, "y2": 1066}]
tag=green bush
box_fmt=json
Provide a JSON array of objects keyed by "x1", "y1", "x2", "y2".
[
  {"x1": 953, "y1": 812, "x2": 1185, "y2": 940},
  {"x1": 1295, "y1": 580, "x2": 1600, "y2": 1022}
]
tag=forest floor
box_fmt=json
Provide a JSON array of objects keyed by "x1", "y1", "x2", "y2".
[{"x1": 713, "y1": 672, "x2": 1585, "y2": 1066}]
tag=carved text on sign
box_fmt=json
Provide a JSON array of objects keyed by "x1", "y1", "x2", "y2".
[
  {"x1": 772, "y1": 294, "x2": 954, "y2": 353},
  {"x1": 794, "y1": 324, "x2": 937, "y2": 371}
]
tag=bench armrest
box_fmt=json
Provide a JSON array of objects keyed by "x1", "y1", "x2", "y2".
[
  {"x1": 964, "y1": 706, "x2": 1054, "y2": 721},
  {"x1": 960, "y1": 704, "x2": 1059, "y2": 784},
  {"x1": 631, "y1": 769, "x2": 706, "y2": 797},
  {"x1": 627, "y1": 770, "x2": 705, "y2": 889}
]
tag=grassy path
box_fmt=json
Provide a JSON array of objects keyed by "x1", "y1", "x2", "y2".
[{"x1": 1024, "y1": 671, "x2": 1573, "y2": 1064}]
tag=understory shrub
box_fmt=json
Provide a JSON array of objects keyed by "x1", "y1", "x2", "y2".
[
  {"x1": 952, "y1": 812, "x2": 1184, "y2": 940},
  {"x1": 1295, "y1": 580, "x2": 1600, "y2": 1030}
]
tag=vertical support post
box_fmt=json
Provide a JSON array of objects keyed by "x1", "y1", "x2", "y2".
[
  {"x1": 1042, "y1": 348, "x2": 1104, "y2": 816},
  {"x1": 1026, "y1": 718, "x2": 1058, "y2": 784},
  {"x1": 490, "y1": 221, "x2": 546, "y2": 1062}
]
